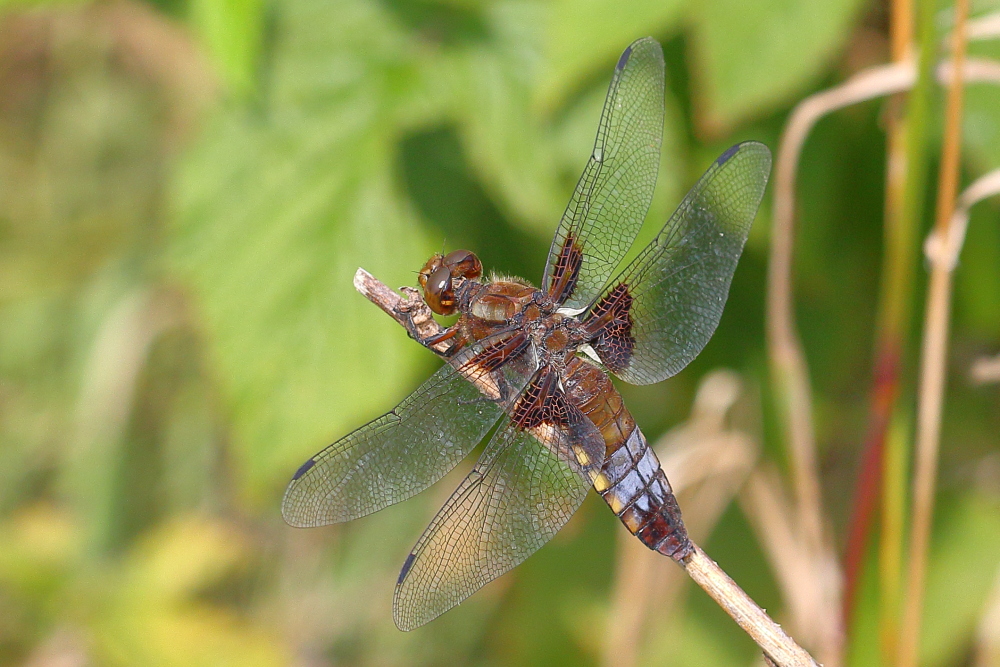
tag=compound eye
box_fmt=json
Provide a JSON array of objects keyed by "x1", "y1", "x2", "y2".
[
  {"x1": 418, "y1": 254, "x2": 445, "y2": 289},
  {"x1": 444, "y1": 249, "x2": 482, "y2": 280},
  {"x1": 423, "y1": 265, "x2": 456, "y2": 315}
]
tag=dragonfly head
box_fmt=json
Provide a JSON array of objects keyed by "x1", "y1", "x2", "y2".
[{"x1": 418, "y1": 250, "x2": 483, "y2": 315}]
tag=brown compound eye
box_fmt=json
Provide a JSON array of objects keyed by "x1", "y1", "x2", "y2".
[
  {"x1": 418, "y1": 254, "x2": 444, "y2": 289},
  {"x1": 423, "y1": 265, "x2": 457, "y2": 315},
  {"x1": 443, "y1": 249, "x2": 482, "y2": 281}
]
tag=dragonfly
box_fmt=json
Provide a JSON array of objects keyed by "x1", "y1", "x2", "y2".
[{"x1": 282, "y1": 37, "x2": 771, "y2": 631}]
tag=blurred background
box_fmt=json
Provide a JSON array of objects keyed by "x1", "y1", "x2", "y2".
[{"x1": 1, "y1": 0, "x2": 999, "y2": 664}]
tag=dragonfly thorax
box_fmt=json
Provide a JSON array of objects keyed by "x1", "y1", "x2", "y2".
[{"x1": 469, "y1": 283, "x2": 586, "y2": 364}]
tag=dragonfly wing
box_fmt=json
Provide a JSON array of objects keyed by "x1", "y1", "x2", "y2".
[
  {"x1": 543, "y1": 37, "x2": 664, "y2": 309},
  {"x1": 282, "y1": 333, "x2": 535, "y2": 527},
  {"x1": 392, "y1": 368, "x2": 605, "y2": 631},
  {"x1": 584, "y1": 141, "x2": 771, "y2": 385}
]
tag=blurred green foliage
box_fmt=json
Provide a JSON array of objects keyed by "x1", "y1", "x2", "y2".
[{"x1": 1, "y1": 0, "x2": 999, "y2": 665}]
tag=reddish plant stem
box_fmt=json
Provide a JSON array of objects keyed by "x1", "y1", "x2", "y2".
[
  {"x1": 841, "y1": 0, "x2": 925, "y2": 636},
  {"x1": 842, "y1": 349, "x2": 900, "y2": 627}
]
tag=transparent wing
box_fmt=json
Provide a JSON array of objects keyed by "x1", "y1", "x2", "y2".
[
  {"x1": 281, "y1": 333, "x2": 535, "y2": 527},
  {"x1": 584, "y1": 142, "x2": 772, "y2": 385},
  {"x1": 542, "y1": 37, "x2": 664, "y2": 309},
  {"x1": 392, "y1": 370, "x2": 605, "y2": 631}
]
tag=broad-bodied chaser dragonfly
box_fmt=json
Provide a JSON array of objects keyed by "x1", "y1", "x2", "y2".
[{"x1": 282, "y1": 37, "x2": 771, "y2": 631}]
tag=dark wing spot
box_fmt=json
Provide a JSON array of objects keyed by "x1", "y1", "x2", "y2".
[
  {"x1": 398, "y1": 553, "x2": 417, "y2": 585},
  {"x1": 715, "y1": 143, "x2": 741, "y2": 166},
  {"x1": 548, "y1": 234, "x2": 584, "y2": 305},
  {"x1": 292, "y1": 457, "x2": 316, "y2": 481},
  {"x1": 510, "y1": 369, "x2": 571, "y2": 431},
  {"x1": 467, "y1": 333, "x2": 529, "y2": 373},
  {"x1": 584, "y1": 283, "x2": 634, "y2": 373},
  {"x1": 616, "y1": 44, "x2": 633, "y2": 71}
]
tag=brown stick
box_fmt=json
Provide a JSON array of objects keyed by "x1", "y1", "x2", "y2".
[
  {"x1": 768, "y1": 55, "x2": 1000, "y2": 569},
  {"x1": 766, "y1": 61, "x2": 920, "y2": 667},
  {"x1": 681, "y1": 545, "x2": 820, "y2": 667},
  {"x1": 353, "y1": 268, "x2": 448, "y2": 352}
]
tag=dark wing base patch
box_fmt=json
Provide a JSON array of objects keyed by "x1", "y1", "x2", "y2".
[
  {"x1": 584, "y1": 282, "x2": 635, "y2": 373},
  {"x1": 547, "y1": 233, "x2": 583, "y2": 304},
  {"x1": 511, "y1": 368, "x2": 571, "y2": 430}
]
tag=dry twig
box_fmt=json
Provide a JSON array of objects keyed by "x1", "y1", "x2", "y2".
[
  {"x1": 972, "y1": 355, "x2": 1000, "y2": 386},
  {"x1": 770, "y1": 55, "x2": 1000, "y2": 539},
  {"x1": 930, "y1": 168, "x2": 1000, "y2": 272},
  {"x1": 680, "y1": 545, "x2": 819, "y2": 667},
  {"x1": 740, "y1": 465, "x2": 844, "y2": 667},
  {"x1": 765, "y1": 60, "x2": 923, "y2": 667},
  {"x1": 965, "y1": 10, "x2": 1000, "y2": 42},
  {"x1": 975, "y1": 566, "x2": 1000, "y2": 667},
  {"x1": 955, "y1": 169, "x2": 1000, "y2": 388}
]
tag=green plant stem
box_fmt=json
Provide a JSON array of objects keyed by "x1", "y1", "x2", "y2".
[
  {"x1": 879, "y1": 409, "x2": 911, "y2": 660},
  {"x1": 897, "y1": 0, "x2": 971, "y2": 665},
  {"x1": 841, "y1": 0, "x2": 932, "y2": 641}
]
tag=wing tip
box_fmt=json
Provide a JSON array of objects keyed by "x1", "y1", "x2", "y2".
[
  {"x1": 290, "y1": 457, "x2": 316, "y2": 481},
  {"x1": 616, "y1": 44, "x2": 633, "y2": 71},
  {"x1": 715, "y1": 143, "x2": 741, "y2": 167},
  {"x1": 617, "y1": 34, "x2": 666, "y2": 71},
  {"x1": 392, "y1": 602, "x2": 415, "y2": 631},
  {"x1": 393, "y1": 611, "x2": 417, "y2": 632},
  {"x1": 393, "y1": 554, "x2": 421, "y2": 631},
  {"x1": 716, "y1": 141, "x2": 773, "y2": 170},
  {"x1": 397, "y1": 552, "x2": 417, "y2": 585},
  {"x1": 281, "y1": 460, "x2": 318, "y2": 527},
  {"x1": 279, "y1": 500, "x2": 305, "y2": 528}
]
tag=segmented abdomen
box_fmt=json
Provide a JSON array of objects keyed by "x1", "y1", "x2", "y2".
[
  {"x1": 596, "y1": 427, "x2": 689, "y2": 559},
  {"x1": 563, "y1": 358, "x2": 691, "y2": 561}
]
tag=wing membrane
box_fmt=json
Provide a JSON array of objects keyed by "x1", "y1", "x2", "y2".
[
  {"x1": 392, "y1": 370, "x2": 605, "y2": 631},
  {"x1": 585, "y1": 142, "x2": 771, "y2": 385},
  {"x1": 282, "y1": 334, "x2": 535, "y2": 527},
  {"x1": 542, "y1": 37, "x2": 664, "y2": 309}
]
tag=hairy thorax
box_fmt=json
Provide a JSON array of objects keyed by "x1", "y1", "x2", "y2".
[{"x1": 456, "y1": 278, "x2": 588, "y2": 372}]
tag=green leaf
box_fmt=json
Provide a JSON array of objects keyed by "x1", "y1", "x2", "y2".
[
  {"x1": 537, "y1": 0, "x2": 686, "y2": 113},
  {"x1": 450, "y1": 44, "x2": 567, "y2": 233},
  {"x1": 434, "y1": 1, "x2": 565, "y2": 235},
  {"x1": 188, "y1": 0, "x2": 267, "y2": 95},
  {"x1": 450, "y1": 8, "x2": 687, "y2": 240},
  {"x1": 169, "y1": 0, "x2": 440, "y2": 504},
  {"x1": 921, "y1": 493, "x2": 1000, "y2": 666},
  {"x1": 965, "y1": 39, "x2": 1000, "y2": 171},
  {"x1": 688, "y1": 0, "x2": 864, "y2": 134}
]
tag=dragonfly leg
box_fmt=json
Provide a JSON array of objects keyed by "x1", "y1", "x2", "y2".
[
  {"x1": 423, "y1": 327, "x2": 459, "y2": 348},
  {"x1": 400, "y1": 313, "x2": 461, "y2": 357}
]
